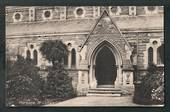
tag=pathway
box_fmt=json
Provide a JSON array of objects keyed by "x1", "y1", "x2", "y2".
[{"x1": 44, "y1": 96, "x2": 163, "y2": 107}]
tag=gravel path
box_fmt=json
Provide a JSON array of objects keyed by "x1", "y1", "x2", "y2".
[{"x1": 44, "y1": 96, "x2": 163, "y2": 107}]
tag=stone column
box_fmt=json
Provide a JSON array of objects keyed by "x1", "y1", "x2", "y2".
[
  {"x1": 115, "y1": 65, "x2": 120, "y2": 88},
  {"x1": 68, "y1": 51, "x2": 71, "y2": 68},
  {"x1": 118, "y1": 65, "x2": 123, "y2": 85},
  {"x1": 30, "y1": 49, "x2": 33, "y2": 59},
  {"x1": 92, "y1": 65, "x2": 97, "y2": 87},
  {"x1": 89, "y1": 65, "x2": 93, "y2": 88},
  {"x1": 89, "y1": 65, "x2": 97, "y2": 89},
  {"x1": 153, "y1": 47, "x2": 158, "y2": 64},
  {"x1": 60, "y1": 6, "x2": 66, "y2": 20},
  {"x1": 76, "y1": 51, "x2": 79, "y2": 69},
  {"x1": 23, "y1": 47, "x2": 27, "y2": 58},
  {"x1": 37, "y1": 50, "x2": 41, "y2": 66}
]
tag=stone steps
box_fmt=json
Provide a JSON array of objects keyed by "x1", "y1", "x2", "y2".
[
  {"x1": 97, "y1": 85, "x2": 114, "y2": 88},
  {"x1": 90, "y1": 88, "x2": 121, "y2": 91},
  {"x1": 87, "y1": 87, "x2": 123, "y2": 97},
  {"x1": 87, "y1": 93, "x2": 121, "y2": 97}
]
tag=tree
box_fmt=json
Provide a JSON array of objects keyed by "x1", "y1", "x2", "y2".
[
  {"x1": 39, "y1": 40, "x2": 68, "y2": 68},
  {"x1": 39, "y1": 40, "x2": 75, "y2": 99}
]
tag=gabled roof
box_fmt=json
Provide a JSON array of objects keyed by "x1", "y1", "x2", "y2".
[{"x1": 80, "y1": 9, "x2": 132, "y2": 51}]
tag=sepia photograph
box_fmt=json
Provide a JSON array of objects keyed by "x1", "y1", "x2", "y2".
[{"x1": 5, "y1": 6, "x2": 164, "y2": 107}]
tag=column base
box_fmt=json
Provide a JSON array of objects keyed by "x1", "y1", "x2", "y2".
[{"x1": 89, "y1": 79, "x2": 97, "y2": 89}]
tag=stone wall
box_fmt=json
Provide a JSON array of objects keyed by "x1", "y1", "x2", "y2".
[{"x1": 6, "y1": 6, "x2": 163, "y2": 23}]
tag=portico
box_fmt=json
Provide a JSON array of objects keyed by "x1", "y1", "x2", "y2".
[{"x1": 88, "y1": 40, "x2": 123, "y2": 89}]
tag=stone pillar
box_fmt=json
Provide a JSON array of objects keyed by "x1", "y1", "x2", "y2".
[
  {"x1": 37, "y1": 50, "x2": 41, "y2": 66},
  {"x1": 153, "y1": 47, "x2": 158, "y2": 64},
  {"x1": 23, "y1": 47, "x2": 27, "y2": 58},
  {"x1": 93, "y1": 6, "x2": 100, "y2": 18},
  {"x1": 30, "y1": 49, "x2": 33, "y2": 59},
  {"x1": 122, "y1": 71, "x2": 135, "y2": 94},
  {"x1": 89, "y1": 65, "x2": 97, "y2": 89},
  {"x1": 29, "y1": 7, "x2": 35, "y2": 21},
  {"x1": 77, "y1": 71, "x2": 89, "y2": 96},
  {"x1": 118, "y1": 65, "x2": 123, "y2": 85},
  {"x1": 92, "y1": 65, "x2": 97, "y2": 87},
  {"x1": 68, "y1": 51, "x2": 71, "y2": 68},
  {"x1": 60, "y1": 6, "x2": 66, "y2": 20},
  {"x1": 76, "y1": 50, "x2": 79, "y2": 69},
  {"x1": 89, "y1": 65, "x2": 93, "y2": 88},
  {"x1": 115, "y1": 65, "x2": 119, "y2": 88},
  {"x1": 123, "y1": 71, "x2": 134, "y2": 86}
]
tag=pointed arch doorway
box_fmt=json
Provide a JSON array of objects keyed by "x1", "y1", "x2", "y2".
[
  {"x1": 89, "y1": 41, "x2": 122, "y2": 89},
  {"x1": 95, "y1": 46, "x2": 117, "y2": 85}
]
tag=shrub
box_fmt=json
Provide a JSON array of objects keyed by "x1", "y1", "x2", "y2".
[
  {"x1": 43, "y1": 63, "x2": 76, "y2": 100},
  {"x1": 6, "y1": 55, "x2": 43, "y2": 106},
  {"x1": 151, "y1": 70, "x2": 164, "y2": 104},
  {"x1": 133, "y1": 63, "x2": 164, "y2": 105}
]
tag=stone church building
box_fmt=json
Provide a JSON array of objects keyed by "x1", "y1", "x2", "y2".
[{"x1": 6, "y1": 6, "x2": 164, "y2": 96}]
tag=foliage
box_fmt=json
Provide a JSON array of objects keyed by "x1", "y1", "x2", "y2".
[
  {"x1": 39, "y1": 40, "x2": 68, "y2": 67},
  {"x1": 40, "y1": 40, "x2": 76, "y2": 100},
  {"x1": 151, "y1": 70, "x2": 164, "y2": 104},
  {"x1": 43, "y1": 63, "x2": 76, "y2": 99},
  {"x1": 6, "y1": 55, "x2": 43, "y2": 106},
  {"x1": 134, "y1": 63, "x2": 164, "y2": 105}
]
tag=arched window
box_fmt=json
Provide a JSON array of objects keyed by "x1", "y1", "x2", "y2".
[
  {"x1": 148, "y1": 47, "x2": 153, "y2": 64},
  {"x1": 64, "y1": 55, "x2": 68, "y2": 66},
  {"x1": 157, "y1": 44, "x2": 164, "y2": 65},
  {"x1": 26, "y1": 50, "x2": 31, "y2": 60},
  {"x1": 71, "y1": 48, "x2": 76, "y2": 67},
  {"x1": 33, "y1": 50, "x2": 38, "y2": 65}
]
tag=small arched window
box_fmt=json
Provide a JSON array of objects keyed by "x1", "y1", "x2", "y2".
[
  {"x1": 33, "y1": 50, "x2": 38, "y2": 65},
  {"x1": 64, "y1": 55, "x2": 68, "y2": 66},
  {"x1": 26, "y1": 50, "x2": 31, "y2": 60},
  {"x1": 71, "y1": 48, "x2": 76, "y2": 67},
  {"x1": 157, "y1": 44, "x2": 164, "y2": 65},
  {"x1": 148, "y1": 47, "x2": 153, "y2": 64}
]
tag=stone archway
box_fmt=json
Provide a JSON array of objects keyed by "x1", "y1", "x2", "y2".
[
  {"x1": 88, "y1": 40, "x2": 123, "y2": 89},
  {"x1": 95, "y1": 46, "x2": 117, "y2": 85}
]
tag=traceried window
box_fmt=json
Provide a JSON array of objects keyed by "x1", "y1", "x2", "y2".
[
  {"x1": 157, "y1": 44, "x2": 164, "y2": 65},
  {"x1": 148, "y1": 47, "x2": 153, "y2": 64},
  {"x1": 71, "y1": 48, "x2": 76, "y2": 67},
  {"x1": 33, "y1": 50, "x2": 38, "y2": 65}
]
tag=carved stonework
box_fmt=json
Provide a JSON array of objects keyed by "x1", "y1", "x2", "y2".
[{"x1": 92, "y1": 12, "x2": 120, "y2": 35}]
